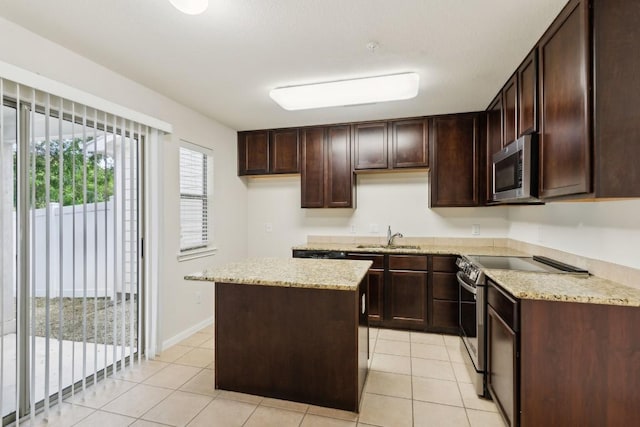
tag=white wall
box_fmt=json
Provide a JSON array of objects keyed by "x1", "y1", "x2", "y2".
[
  {"x1": 0, "y1": 17, "x2": 248, "y2": 347},
  {"x1": 247, "y1": 171, "x2": 510, "y2": 257},
  {"x1": 507, "y1": 199, "x2": 640, "y2": 270}
]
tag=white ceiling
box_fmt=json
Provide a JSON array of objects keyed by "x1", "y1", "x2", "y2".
[{"x1": 0, "y1": 0, "x2": 568, "y2": 131}]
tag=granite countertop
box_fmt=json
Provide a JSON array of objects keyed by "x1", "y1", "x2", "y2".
[
  {"x1": 292, "y1": 242, "x2": 640, "y2": 307},
  {"x1": 292, "y1": 242, "x2": 529, "y2": 257},
  {"x1": 485, "y1": 269, "x2": 640, "y2": 307},
  {"x1": 185, "y1": 257, "x2": 372, "y2": 291}
]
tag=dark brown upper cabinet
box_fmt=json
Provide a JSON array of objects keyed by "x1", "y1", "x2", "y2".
[
  {"x1": 300, "y1": 127, "x2": 325, "y2": 208},
  {"x1": 390, "y1": 118, "x2": 429, "y2": 168},
  {"x1": 518, "y1": 49, "x2": 538, "y2": 136},
  {"x1": 300, "y1": 126, "x2": 353, "y2": 208},
  {"x1": 430, "y1": 113, "x2": 485, "y2": 207},
  {"x1": 352, "y1": 119, "x2": 428, "y2": 171},
  {"x1": 270, "y1": 129, "x2": 300, "y2": 174},
  {"x1": 502, "y1": 75, "x2": 518, "y2": 146},
  {"x1": 352, "y1": 121, "x2": 388, "y2": 170},
  {"x1": 538, "y1": 0, "x2": 591, "y2": 199},
  {"x1": 238, "y1": 129, "x2": 299, "y2": 175},
  {"x1": 238, "y1": 130, "x2": 269, "y2": 175},
  {"x1": 537, "y1": 0, "x2": 640, "y2": 199},
  {"x1": 486, "y1": 94, "x2": 504, "y2": 203}
]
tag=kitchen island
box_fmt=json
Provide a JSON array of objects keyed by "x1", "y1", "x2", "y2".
[{"x1": 185, "y1": 257, "x2": 372, "y2": 412}]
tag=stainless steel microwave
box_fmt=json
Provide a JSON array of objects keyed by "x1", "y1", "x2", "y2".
[{"x1": 492, "y1": 134, "x2": 539, "y2": 202}]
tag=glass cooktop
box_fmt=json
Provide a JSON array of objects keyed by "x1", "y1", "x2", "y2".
[{"x1": 467, "y1": 255, "x2": 580, "y2": 274}]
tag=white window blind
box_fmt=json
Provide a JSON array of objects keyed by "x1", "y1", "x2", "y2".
[{"x1": 179, "y1": 143, "x2": 211, "y2": 251}]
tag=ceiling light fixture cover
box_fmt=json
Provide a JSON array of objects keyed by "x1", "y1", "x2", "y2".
[
  {"x1": 169, "y1": 0, "x2": 209, "y2": 15},
  {"x1": 269, "y1": 72, "x2": 420, "y2": 110}
]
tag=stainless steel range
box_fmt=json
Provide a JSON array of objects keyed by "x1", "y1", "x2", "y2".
[{"x1": 455, "y1": 255, "x2": 588, "y2": 397}]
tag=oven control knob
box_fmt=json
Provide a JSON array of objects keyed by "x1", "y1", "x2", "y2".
[{"x1": 469, "y1": 270, "x2": 478, "y2": 281}]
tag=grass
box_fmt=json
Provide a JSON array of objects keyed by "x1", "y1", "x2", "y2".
[{"x1": 32, "y1": 296, "x2": 137, "y2": 345}]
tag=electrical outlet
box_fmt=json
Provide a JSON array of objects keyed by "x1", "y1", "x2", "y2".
[
  {"x1": 350, "y1": 224, "x2": 356, "y2": 234},
  {"x1": 195, "y1": 291, "x2": 202, "y2": 305},
  {"x1": 265, "y1": 223, "x2": 273, "y2": 233},
  {"x1": 472, "y1": 224, "x2": 480, "y2": 236}
]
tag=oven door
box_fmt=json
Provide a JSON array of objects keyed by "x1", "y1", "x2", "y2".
[{"x1": 457, "y1": 271, "x2": 487, "y2": 396}]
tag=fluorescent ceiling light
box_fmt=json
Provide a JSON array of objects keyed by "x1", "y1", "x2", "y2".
[
  {"x1": 169, "y1": 0, "x2": 208, "y2": 15},
  {"x1": 269, "y1": 73, "x2": 420, "y2": 110}
]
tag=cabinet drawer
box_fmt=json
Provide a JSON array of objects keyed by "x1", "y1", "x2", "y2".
[
  {"x1": 389, "y1": 255, "x2": 428, "y2": 271},
  {"x1": 347, "y1": 253, "x2": 384, "y2": 269},
  {"x1": 432, "y1": 255, "x2": 458, "y2": 273},
  {"x1": 432, "y1": 300, "x2": 459, "y2": 329},
  {"x1": 432, "y1": 272, "x2": 458, "y2": 300},
  {"x1": 488, "y1": 281, "x2": 518, "y2": 331}
]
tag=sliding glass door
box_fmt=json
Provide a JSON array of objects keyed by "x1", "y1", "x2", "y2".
[
  {"x1": 1, "y1": 89, "x2": 143, "y2": 424},
  {"x1": 0, "y1": 103, "x2": 17, "y2": 423}
]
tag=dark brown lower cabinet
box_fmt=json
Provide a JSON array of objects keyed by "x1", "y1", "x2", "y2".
[
  {"x1": 487, "y1": 280, "x2": 519, "y2": 427},
  {"x1": 387, "y1": 270, "x2": 427, "y2": 329},
  {"x1": 347, "y1": 253, "x2": 429, "y2": 331},
  {"x1": 215, "y1": 280, "x2": 368, "y2": 412},
  {"x1": 387, "y1": 255, "x2": 428, "y2": 330},
  {"x1": 430, "y1": 255, "x2": 460, "y2": 333},
  {"x1": 367, "y1": 270, "x2": 384, "y2": 324},
  {"x1": 347, "y1": 253, "x2": 384, "y2": 325},
  {"x1": 487, "y1": 279, "x2": 640, "y2": 427},
  {"x1": 487, "y1": 309, "x2": 518, "y2": 426}
]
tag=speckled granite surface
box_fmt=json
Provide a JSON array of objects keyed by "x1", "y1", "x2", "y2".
[
  {"x1": 185, "y1": 257, "x2": 372, "y2": 291},
  {"x1": 291, "y1": 242, "x2": 528, "y2": 257},
  {"x1": 291, "y1": 242, "x2": 640, "y2": 307},
  {"x1": 485, "y1": 269, "x2": 640, "y2": 307}
]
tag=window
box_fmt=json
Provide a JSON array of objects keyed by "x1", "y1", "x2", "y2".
[{"x1": 179, "y1": 141, "x2": 212, "y2": 252}]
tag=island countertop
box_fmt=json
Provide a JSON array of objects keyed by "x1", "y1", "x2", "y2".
[{"x1": 185, "y1": 257, "x2": 372, "y2": 291}]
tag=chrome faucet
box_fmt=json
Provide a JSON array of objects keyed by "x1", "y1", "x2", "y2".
[{"x1": 387, "y1": 226, "x2": 403, "y2": 246}]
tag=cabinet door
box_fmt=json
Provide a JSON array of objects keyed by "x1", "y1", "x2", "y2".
[
  {"x1": 486, "y1": 94, "x2": 503, "y2": 202},
  {"x1": 538, "y1": 0, "x2": 590, "y2": 198},
  {"x1": 518, "y1": 50, "x2": 538, "y2": 136},
  {"x1": 325, "y1": 125, "x2": 353, "y2": 207},
  {"x1": 347, "y1": 253, "x2": 385, "y2": 325},
  {"x1": 430, "y1": 113, "x2": 483, "y2": 207},
  {"x1": 487, "y1": 306, "x2": 518, "y2": 427},
  {"x1": 353, "y1": 122, "x2": 388, "y2": 170},
  {"x1": 238, "y1": 130, "x2": 269, "y2": 175},
  {"x1": 390, "y1": 119, "x2": 429, "y2": 168},
  {"x1": 300, "y1": 127, "x2": 325, "y2": 208},
  {"x1": 270, "y1": 129, "x2": 299, "y2": 174},
  {"x1": 503, "y1": 75, "x2": 518, "y2": 145},
  {"x1": 387, "y1": 271, "x2": 427, "y2": 329},
  {"x1": 431, "y1": 271, "x2": 459, "y2": 331},
  {"x1": 367, "y1": 270, "x2": 385, "y2": 324}
]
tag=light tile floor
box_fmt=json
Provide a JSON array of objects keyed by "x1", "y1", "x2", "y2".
[{"x1": 22, "y1": 326, "x2": 505, "y2": 426}]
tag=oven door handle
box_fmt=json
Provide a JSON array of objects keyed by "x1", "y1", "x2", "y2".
[{"x1": 456, "y1": 271, "x2": 477, "y2": 295}]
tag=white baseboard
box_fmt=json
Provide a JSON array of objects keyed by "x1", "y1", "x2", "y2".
[{"x1": 160, "y1": 316, "x2": 213, "y2": 352}]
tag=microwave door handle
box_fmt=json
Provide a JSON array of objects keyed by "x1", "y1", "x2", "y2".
[{"x1": 456, "y1": 272, "x2": 477, "y2": 295}]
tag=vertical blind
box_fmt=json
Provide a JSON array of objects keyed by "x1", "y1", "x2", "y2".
[
  {"x1": 0, "y1": 76, "x2": 156, "y2": 425},
  {"x1": 179, "y1": 143, "x2": 211, "y2": 251}
]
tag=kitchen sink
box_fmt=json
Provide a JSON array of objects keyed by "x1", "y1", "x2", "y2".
[{"x1": 355, "y1": 244, "x2": 421, "y2": 250}]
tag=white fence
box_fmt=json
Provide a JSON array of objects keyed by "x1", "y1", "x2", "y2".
[{"x1": 11, "y1": 199, "x2": 136, "y2": 298}]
